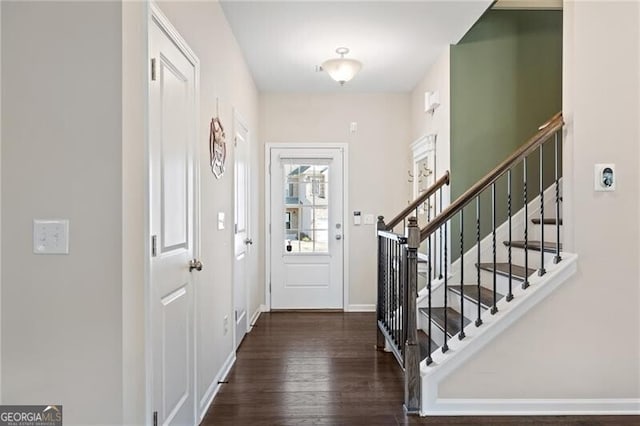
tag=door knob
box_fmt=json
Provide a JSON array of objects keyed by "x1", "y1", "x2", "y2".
[
  {"x1": 244, "y1": 238, "x2": 253, "y2": 245},
  {"x1": 189, "y1": 259, "x2": 203, "y2": 272},
  {"x1": 336, "y1": 235, "x2": 342, "y2": 240}
]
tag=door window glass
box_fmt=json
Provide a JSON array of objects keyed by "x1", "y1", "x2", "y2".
[{"x1": 283, "y1": 164, "x2": 329, "y2": 253}]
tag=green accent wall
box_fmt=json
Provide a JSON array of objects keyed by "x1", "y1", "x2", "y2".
[{"x1": 450, "y1": 10, "x2": 562, "y2": 259}]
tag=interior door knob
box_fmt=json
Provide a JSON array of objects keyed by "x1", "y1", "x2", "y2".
[
  {"x1": 244, "y1": 238, "x2": 253, "y2": 245},
  {"x1": 189, "y1": 259, "x2": 203, "y2": 272}
]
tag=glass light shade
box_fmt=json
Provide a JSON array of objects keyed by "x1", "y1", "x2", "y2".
[{"x1": 321, "y1": 58, "x2": 362, "y2": 84}]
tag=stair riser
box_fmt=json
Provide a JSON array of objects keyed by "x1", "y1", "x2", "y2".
[
  {"x1": 418, "y1": 312, "x2": 446, "y2": 348},
  {"x1": 478, "y1": 268, "x2": 530, "y2": 296},
  {"x1": 528, "y1": 223, "x2": 563, "y2": 244},
  {"x1": 508, "y1": 248, "x2": 557, "y2": 269},
  {"x1": 447, "y1": 288, "x2": 488, "y2": 323}
]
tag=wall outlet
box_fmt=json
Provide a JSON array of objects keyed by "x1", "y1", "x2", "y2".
[{"x1": 223, "y1": 315, "x2": 229, "y2": 335}]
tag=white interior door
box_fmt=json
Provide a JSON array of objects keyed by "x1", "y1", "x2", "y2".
[
  {"x1": 149, "y1": 13, "x2": 199, "y2": 426},
  {"x1": 233, "y1": 112, "x2": 251, "y2": 349},
  {"x1": 269, "y1": 147, "x2": 344, "y2": 309}
]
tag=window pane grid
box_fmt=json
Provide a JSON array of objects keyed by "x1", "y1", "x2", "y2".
[{"x1": 283, "y1": 163, "x2": 330, "y2": 254}]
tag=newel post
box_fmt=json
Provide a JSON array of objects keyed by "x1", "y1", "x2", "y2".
[
  {"x1": 404, "y1": 216, "x2": 421, "y2": 414},
  {"x1": 376, "y1": 215, "x2": 386, "y2": 351}
]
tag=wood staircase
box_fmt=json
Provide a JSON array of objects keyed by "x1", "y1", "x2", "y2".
[
  {"x1": 418, "y1": 215, "x2": 561, "y2": 357},
  {"x1": 376, "y1": 113, "x2": 580, "y2": 415}
]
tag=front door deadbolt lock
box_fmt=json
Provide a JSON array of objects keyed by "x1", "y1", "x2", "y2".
[{"x1": 189, "y1": 259, "x2": 203, "y2": 272}]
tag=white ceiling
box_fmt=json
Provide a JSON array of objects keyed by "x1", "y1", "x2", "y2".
[{"x1": 220, "y1": 1, "x2": 493, "y2": 92}]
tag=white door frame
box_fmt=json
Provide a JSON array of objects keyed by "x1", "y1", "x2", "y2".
[
  {"x1": 264, "y1": 143, "x2": 349, "y2": 310},
  {"x1": 232, "y1": 108, "x2": 250, "y2": 349},
  {"x1": 145, "y1": 3, "x2": 201, "y2": 424}
]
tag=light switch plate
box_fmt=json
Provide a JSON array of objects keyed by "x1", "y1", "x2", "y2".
[
  {"x1": 364, "y1": 214, "x2": 375, "y2": 225},
  {"x1": 217, "y1": 212, "x2": 225, "y2": 230},
  {"x1": 33, "y1": 219, "x2": 69, "y2": 254}
]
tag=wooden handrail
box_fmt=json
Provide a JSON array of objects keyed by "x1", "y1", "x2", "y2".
[
  {"x1": 385, "y1": 171, "x2": 450, "y2": 231},
  {"x1": 419, "y1": 112, "x2": 564, "y2": 241}
]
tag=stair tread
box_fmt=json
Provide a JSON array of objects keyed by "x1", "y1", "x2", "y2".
[
  {"x1": 504, "y1": 240, "x2": 562, "y2": 252},
  {"x1": 450, "y1": 285, "x2": 503, "y2": 307},
  {"x1": 477, "y1": 262, "x2": 535, "y2": 280},
  {"x1": 417, "y1": 329, "x2": 439, "y2": 359},
  {"x1": 532, "y1": 217, "x2": 563, "y2": 225},
  {"x1": 420, "y1": 307, "x2": 470, "y2": 337}
]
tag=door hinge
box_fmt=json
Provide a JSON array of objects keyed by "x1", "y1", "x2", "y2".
[
  {"x1": 153, "y1": 411, "x2": 158, "y2": 426},
  {"x1": 269, "y1": 223, "x2": 271, "y2": 234},
  {"x1": 269, "y1": 282, "x2": 271, "y2": 293},
  {"x1": 151, "y1": 235, "x2": 157, "y2": 257},
  {"x1": 268, "y1": 162, "x2": 271, "y2": 175},
  {"x1": 234, "y1": 223, "x2": 238, "y2": 233},
  {"x1": 151, "y1": 58, "x2": 157, "y2": 81}
]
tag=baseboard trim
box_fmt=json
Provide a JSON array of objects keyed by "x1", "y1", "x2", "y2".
[
  {"x1": 198, "y1": 350, "x2": 236, "y2": 421},
  {"x1": 248, "y1": 305, "x2": 266, "y2": 331},
  {"x1": 422, "y1": 398, "x2": 640, "y2": 416},
  {"x1": 346, "y1": 304, "x2": 376, "y2": 312}
]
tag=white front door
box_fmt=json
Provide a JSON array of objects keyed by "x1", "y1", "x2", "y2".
[
  {"x1": 269, "y1": 147, "x2": 345, "y2": 309},
  {"x1": 233, "y1": 112, "x2": 251, "y2": 349},
  {"x1": 149, "y1": 12, "x2": 199, "y2": 426}
]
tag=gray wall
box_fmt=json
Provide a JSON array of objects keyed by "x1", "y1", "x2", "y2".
[
  {"x1": 450, "y1": 10, "x2": 562, "y2": 252},
  {"x1": 1, "y1": 2, "x2": 123, "y2": 424}
]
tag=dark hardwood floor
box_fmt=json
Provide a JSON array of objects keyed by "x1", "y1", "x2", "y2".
[{"x1": 202, "y1": 312, "x2": 638, "y2": 425}]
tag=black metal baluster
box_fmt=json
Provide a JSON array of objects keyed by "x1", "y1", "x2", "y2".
[
  {"x1": 475, "y1": 197, "x2": 482, "y2": 327},
  {"x1": 389, "y1": 239, "x2": 392, "y2": 334},
  {"x1": 438, "y1": 189, "x2": 444, "y2": 279},
  {"x1": 507, "y1": 170, "x2": 513, "y2": 302},
  {"x1": 379, "y1": 235, "x2": 384, "y2": 330},
  {"x1": 459, "y1": 211, "x2": 466, "y2": 340},
  {"x1": 442, "y1": 222, "x2": 449, "y2": 353},
  {"x1": 431, "y1": 196, "x2": 437, "y2": 282},
  {"x1": 396, "y1": 240, "x2": 400, "y2": 347},
  {"x1": 400, "y1": 241, "x2": 403, "y2": 355},
  {"x1": 390, "y1": 239, "x2": 395, "y2": 342},
  {"x1": 554, "y1": 131, "x2": 562, "y2": 264},
  {"x1": 426, "y1": 231, "x2": 433, "y2": 365},
  {"x1": 385, "y1": 238, "x2": 389, "y2": 333},
  {"x1": 539, "y1": 144, "x2": 546, "y2": 276},
  {"x1": 491, "y1": 183, "x2": 498, "y2": 314},
  {"x1": 523, "y1": 158, "x2": 530, "y2": 289}
]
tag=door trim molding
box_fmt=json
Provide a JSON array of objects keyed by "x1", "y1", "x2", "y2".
[
  {"x1": 232, "y1": 107, "x2": 250, "y2": 351},
  {"x1": 146, "y1": 3, "x2": 201, "y2": 424},
  {"x1": 264, "y1": 143, "x2": 350, "y2": 311}
]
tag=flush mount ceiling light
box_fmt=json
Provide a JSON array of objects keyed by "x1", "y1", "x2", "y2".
[{"x1": 321, "y1": 47, "x2": 362, "y2": 85}]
